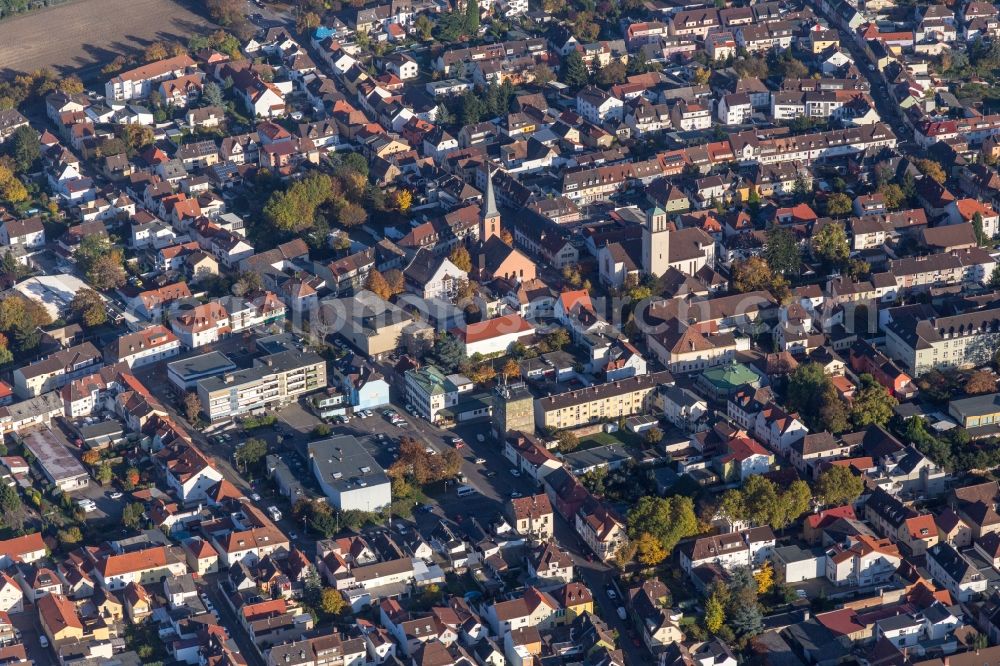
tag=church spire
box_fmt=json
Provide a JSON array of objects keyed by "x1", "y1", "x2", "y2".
[{"x1": 480, "y1": 167, "x2": 500, "y2": 242}]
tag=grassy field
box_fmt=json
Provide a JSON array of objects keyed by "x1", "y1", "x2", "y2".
[{"x1": 0, "y1": 0, "x2": 215, "y2": 81}]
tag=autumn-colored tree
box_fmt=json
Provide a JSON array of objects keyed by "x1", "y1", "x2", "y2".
[
  {"x1": 0, "y1": 175, "x2": 27, "y2": 203},
  {"x1": 469, "y1": 363, "x2": 496, "y2": 384},
  {"x1": 143, "y1": 42, "x2": 169, "y2": 63},
  {"x1": 395, "y1": 189, "x2": 413, "y2": 213},
  {"x1": 693, "y1": 67, "x2": 711, "y2": 85},
  {"x1": 754, "y1": 561, "x2": 775, "y2": 595},
  {"x1": 966, "y1": 369, "x2": 997, "y2": 395},
  {"x1": 58, "y1": 75, "x2": 84, "y2": 95},
  {"x1": 68, "y1": 289, "x2": 106, "y2": 328},
  {"x1": 449, "y1": 246, "x2": 473, "y2": 273},
  {"x1": 81, "y1": 450, "x2": 101, "y2": 466},
  {"x1": 365, "y1": 269, "x2": 392, "y2": 300},
  {"x1": 118, "y1": 124, "x2": 154, "y2": 153},
  {"x1": 384, "y1": 269, "x2": 405, "y2": 296},
  {"x1": 296, "y1": 11, "x2": 321, "y2": 32},
  {"x1": 636, "y1": 532, "x2": 667, "y2": 566},
  {"x1": 499, "y1": 228, "x2": 513, "y2": 245},
  {"x1": 501, "y1": 359, "x2": 520, "y2": 379},
  {"x1": 125, "y1": 467, "x2": 140, "y2": 487},
  {"x1": 58, "y1": 527, "x2": 83, "y2": 546},
  {"x1": 390, "y1": 439, "x2": 461, "y2": 484},
  {"x1": 732, "y1": 256, "x2": 776, "y2": 293},
  {"x1": 321, "y1": 587, "x2": 347, "y2": 615},
  {"x1": 338, "y1": 201, "x2": 367, "y2": 227},
  {"x1": 0, "y1": 164, "x2": 27, "y2": 204},
  {"x1": 183, "y1": 392, "x2": 201, "y2": 423},
  {"x1": 916, "y1": 158, "x2": 947, "y2": 184}
]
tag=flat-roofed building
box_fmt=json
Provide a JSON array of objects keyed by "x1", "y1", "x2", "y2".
[
  {"x1": 308, "y1": 435, "x2": 391, "y2": 512},
  {"x1": 167, "y1": 351, "x2": 238, "y2": 391},
  {"x1": 17, "y1": 426, "x2": 89, "y2": 491}
]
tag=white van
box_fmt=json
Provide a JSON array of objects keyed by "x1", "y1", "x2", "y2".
[
  {"x1": 456, "y1": 485, "x2": 476, "y2": 497},
  {"x1": 267, "y1": 505, "x2": 282, "y2": 521}
]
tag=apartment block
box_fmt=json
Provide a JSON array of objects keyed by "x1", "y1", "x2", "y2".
[{"x1": 197, "y1": 349, "x2": 326, "y2": 421}]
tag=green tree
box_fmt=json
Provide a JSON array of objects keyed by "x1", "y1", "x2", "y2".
[
  {"x1": 235, "y1": 438, "x2": 268, "y2": 469},
  {"x1": 543, "y1": 329, "x2": 570, "y2": 351},
  {"x1": 850, "y1": 374, "x2": 898, "y2": 428},
  {"x1": 432, "y1": 333, "x2": 465, "y2": 371},
  {"x1": 814, "y1": 466, "x2": 864, "y2": 507},
  {"x1": 264, "y1": 172, "x2": 333, "y2": 233},
  {"x1": 560, "y1": 51, "x2": 589, "y2": 88},
  {"x1": 825, "y1": 193, "x2": 853, "y2": 217},
  {"x1": 718, "y1": 488, "x2": 747, "y2": 522},
  {"x1": 465, "y1": 0, "x2": 480, "y2": 33},
  {"x1": 203, "y1": 82, "x2": 224, "y2": 107},
  {"x1": 122, "y1": 502, "x2": 145, "y2": 529},
  {"x1": 460, "y1": 91, "x2": 485, "y2": 125},
  {"x1": 812, "y1": 222, "x2": 850, "y2": 268},
  {"x1": 415, "y1": 14, "x2": 434, "y2": 40},
  {"x1": 626, "y1": 495, "x2": 699, "y2": 555},
  {"x1": 0, "y1": 484, "x2": 19, "y2": 515},
  {"x1": 556, "y1": 431, "x2": 580, "y2": 453},
  {"x1": 974, "y1": 212, "x2": 990, "y2": 246},
  {"x1": 97, "y1": 462, "x2": 113, "y2": 485},
  {"x1": 878, "y1": 183, "x2": 906, "y2": 210},
  {"x1": 764, "y1": 227, "x2": 801, "y2": 275},
  {"x1": 5, "y1": 126, "x2": 40, "y2": 174},
  {"x1": 988, "y1": 265, "x2": 1000, "y2": 289}
]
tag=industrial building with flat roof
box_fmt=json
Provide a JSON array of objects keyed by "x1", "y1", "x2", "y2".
[
  {"x1": 18, "y1": 426, "x2": 89, "y2": 491},
  {"x1": 308, "y1": 435, "x2": 391, "y2": 512}
]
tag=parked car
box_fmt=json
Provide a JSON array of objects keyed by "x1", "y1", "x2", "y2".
[
  {"x1": 108, "y1": 491, "x2": 123, "y2": 500},
  {"x1": 474, "y1": 457, "x2": 486, "y2": 464},
  {"x1": 617, "y1": 607, "x2": 627, "y2": 620},
  {"x1": 509, "y1": 469, "x2": 520, "y2": 477}
]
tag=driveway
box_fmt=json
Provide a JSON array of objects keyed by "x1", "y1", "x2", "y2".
[{"x1": 9, "y1": 604, "x2": 48, "y2": 665}]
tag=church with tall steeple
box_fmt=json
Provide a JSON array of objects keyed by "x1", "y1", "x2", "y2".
[{"x1": 473, "y1": 167, "x2": 538, "y2": 284}]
